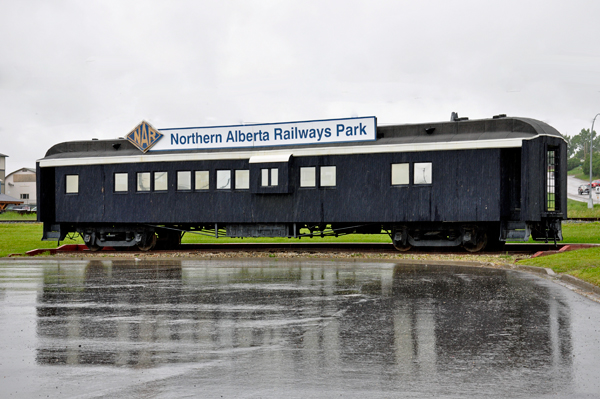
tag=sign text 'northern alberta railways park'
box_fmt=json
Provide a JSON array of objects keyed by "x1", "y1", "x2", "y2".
[{"x1": 130, "y1": 117, "x2": 376, "y2": 153}]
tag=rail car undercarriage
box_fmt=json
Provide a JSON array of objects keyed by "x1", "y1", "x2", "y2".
[{"x1": 45, "y1": 219, "x2": 563, "y2": 253}]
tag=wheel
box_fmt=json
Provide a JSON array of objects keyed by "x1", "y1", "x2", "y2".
[
  {"x1": 392, "y1": 227, "x2": 412, "y2": 252},
  {"x1": 463, "y1": 230, "x2": 488, "y2": 253},
  {"x1": 85, "y1": 242, "x2": 101, "y2": 252},
  {"x1": 137, "y1": 233, "x2": 157, "y2": 251},
  {"x1": 392, "y1": 241, "x2": 412, "y2": 251}
]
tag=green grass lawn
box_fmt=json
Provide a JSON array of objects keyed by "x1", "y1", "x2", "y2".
[
  {"x1": 2, "y1": 221, "x2": 600, "y2": 287},
  {"x1": 518, "y1": 246, "x2": 600, "y2": 287},
  {"x1": 180, "y1": 230, "x2": 391, "y2": 244},
  {"x1": 561, "y1": 221, "x2": 600, "y2": 243},
  {"x1": 0, "y1": 223, "x2": 83, "y2": 257},
  {"x1": 1, "y1": 220, "x2": 598, "y2": 257},
  {"x1": 566, "y1": 198, "x2": 600, "y2": 218},
  {"x1": 0, "y1": 223, "x2": 391, "y2": 257},
  {"x1": 568, "y1": 165, "x2": 600, "y2": 181},
  {"x1": 0, "y1": 211, "x2": 37, "y2": 221}
]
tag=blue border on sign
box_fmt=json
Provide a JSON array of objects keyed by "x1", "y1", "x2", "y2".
[{"x1": 158, "y1": 116, "x2": 377, "y2": 132}]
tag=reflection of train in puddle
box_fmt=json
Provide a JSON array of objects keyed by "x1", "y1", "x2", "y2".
[{"x1": 36, "y1": 260, "x2": 572, "y2": 391}]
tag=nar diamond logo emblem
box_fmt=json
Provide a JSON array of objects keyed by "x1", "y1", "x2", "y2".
[{"x1": 127, "y1": 121, "x2": 163, "y2": 153}]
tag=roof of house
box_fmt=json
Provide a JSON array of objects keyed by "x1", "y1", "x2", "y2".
[
  {"x1": 6, "y1": 168, "x2": 36, "y2": 179},
  {"x1": 0, "y1": 193, "x2": 23, "y2": 204}
]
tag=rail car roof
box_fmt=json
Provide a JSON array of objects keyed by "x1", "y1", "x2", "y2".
[{"x1": 39, "y1": 116, "x2": 564, "y2": 166}]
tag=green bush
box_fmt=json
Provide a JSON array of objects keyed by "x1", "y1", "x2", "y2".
[
  {"x1": 582, "y1": 152, "x2": 600, "y2": 178},
  {"x1": 567, "y1": 156, "x2": 582, "y2": 171}
]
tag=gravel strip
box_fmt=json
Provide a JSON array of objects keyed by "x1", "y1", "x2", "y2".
[{"x1": 30, "y1": 249, "x2": 523, "y2": 267}]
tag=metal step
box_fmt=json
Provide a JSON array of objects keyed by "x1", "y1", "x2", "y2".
[
  {"x1": 501, "y1": 221, "x2": 530, "y2": 241},
  {"x1": 42, "y1": 224, "x2": 61, "y2": 241}
]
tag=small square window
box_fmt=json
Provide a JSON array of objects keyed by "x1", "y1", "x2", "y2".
[
  {"x1": 391, "y1": 163, "x2": 409, "y2": 186},
  {"x1": 300, "y1": 167, "x2": 316, "y2": 187},
  {"x1": 20, "y1": 193, "x2": 29, "y2": 199},
  {"x1": 66, "y1": 175, "x2": 79, "y2": 194},
  {"x1": 261, "y1": 169, "x2": 269, "y2": 187},
  {"x1": 137, "y1": 172, "x2": 151, "y2": 192},
  {"x1": 177, "y1": 171, "x2": 191, "y2": 191},
  {"x1": 217, "y1": 170, "x2": 231, "y2": 189},
  {"x1": 271, "y1": 168, "x2": 278, "y2": 186},
  {"x1": 235, "y1": 170, "x2": 250, "y2": 190},
  {"x1": 195, "y1": 171, "x2": 209, "y2": 190},
  {"x1": 114, "y1": 173, "x2": 128, "y2": 192},
  {"x1": 320, "y1": 166, "x2": 336, "y2": 187},
  {"x1": 154, "y1": 171, "x2": 168, "y2": 191},
  {"x1": 414, "y1": 163, "x2": 432, "y2": 185}
]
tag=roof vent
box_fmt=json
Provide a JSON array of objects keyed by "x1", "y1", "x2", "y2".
[
  {"x1": 493, "y1": 114, "x2": 507, "y2": 119},
  {"x1": 425, "y1": 127, "x2": 435, "y2": 135},
  {"x1": 450, "y1": 112, "x2": 469, "y2": 122}
]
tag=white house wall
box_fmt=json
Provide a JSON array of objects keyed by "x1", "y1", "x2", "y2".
[{"x1": 5, "y1": 170, "x2": 36, "y2": 205}]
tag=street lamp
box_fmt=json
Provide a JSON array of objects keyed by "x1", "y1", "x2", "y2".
[{"x1": 589, "y1": 113, "x2": 600, "y2": 209}]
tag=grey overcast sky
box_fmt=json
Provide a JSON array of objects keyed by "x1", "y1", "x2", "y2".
[{"x1": 1, "y1": 0, "x2": 599, "y2": 171}]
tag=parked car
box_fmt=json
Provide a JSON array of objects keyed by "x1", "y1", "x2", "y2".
[
  {"x1": 578, "y1": 184, "x2": 590, "y2": 195},
  {"x1": 592, "y1": 180, "x2": 600, "y2": 188}
]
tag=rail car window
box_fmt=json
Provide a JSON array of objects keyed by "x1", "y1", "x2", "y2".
[
  {"x1": 391, "y1": 163, "x2": 409, "y2": 185},
  {"x1": 114, "y1": 173, "x2": 128, "y2": 192},
  {"x1": 235, "y1": 170, "x2": 250, "y2": 189},
  {"x1": 300, "y1": 167, "x2": 316, "y2": 187},
  {"x1": 195, "y1": 171, "x2": 209, "y2": 190},
  {"x1": 547, "y1": 148, "x2": 557, "y2": 211},
  {"x1": 154, "y1": 172, "x2": 168, "y2": 191},
  {"x1": 261, "y1": 168, "x2": 279, "y2": 186},
  {"x1": 217, "y1": 170, "x2": 231, "y2": 189},
  {"x1": 414, "y1": 163, "x2": 432, "y2": 185},
  {"x1": 65, "y1": 175, "x2": 79, "y2": 194},
  {"x1": 177, "y1": 171, "x2": 191, "y2": 191},
  {"x1": 137, "y1": 172, "x2": 151, "y2": 192},
  {"x1": 320, "y1": 166, "x2": 336, "y2": 187}
]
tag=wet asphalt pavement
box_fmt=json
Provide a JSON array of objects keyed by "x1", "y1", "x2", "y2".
[{"x1": 1, "y1": 259, "x2": 600, "y2": 398}]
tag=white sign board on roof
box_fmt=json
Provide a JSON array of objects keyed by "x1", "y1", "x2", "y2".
[{"x1": 150, "y1": 116, "x2": 377, "y2": 152}]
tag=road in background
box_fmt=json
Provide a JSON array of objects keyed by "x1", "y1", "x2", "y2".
[{"x1": 568, "y1": 175, "x2": 600, "y2": 204}]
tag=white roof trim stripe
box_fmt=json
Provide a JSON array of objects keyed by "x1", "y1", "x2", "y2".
[
  {"x1": 38, "y1": 137, "x2": 528, "y2": 167},
  {"x1": 249, "y1": 154, "x2": 292, "y2": 163}
]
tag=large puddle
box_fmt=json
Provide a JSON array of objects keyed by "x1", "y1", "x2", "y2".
[{"x1": 1, "y1": 259, "x2": 599, "y2": 398}]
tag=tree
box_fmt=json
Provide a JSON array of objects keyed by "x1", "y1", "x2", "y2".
[
  {"x1": 561, "y1": 133, "x2": 575, "y2": 158},
  {"x1": 569, "y1": 128, "x2": 598, "y2": 161},
  {"x1": 583, "y1": 151, "x2": 600, "y2": 178},
  {"x1": 565, "y1": 128, "x2": 599, "y2": 171}
]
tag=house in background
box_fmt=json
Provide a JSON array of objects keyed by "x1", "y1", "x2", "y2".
[
  {"x1": 0, "y1": 153, "x2": 6, "y2": 194},
  {"x1": 5, "y1": 168, "x2": 36, "y2": 206}
]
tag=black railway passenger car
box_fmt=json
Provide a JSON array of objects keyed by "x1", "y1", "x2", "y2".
[{"x1": 37, "y1": 115, "x2": 567, "y2": 252}]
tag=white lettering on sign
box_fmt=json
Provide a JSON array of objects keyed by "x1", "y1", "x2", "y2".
[{"x1": 149, "y1": 117, "x2": 377, "y2": 152}]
